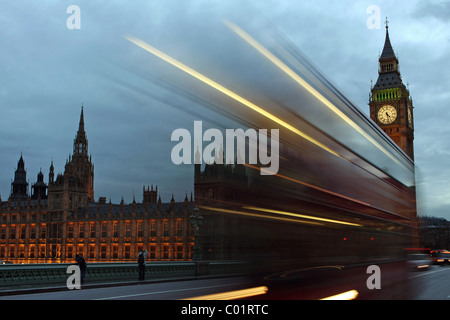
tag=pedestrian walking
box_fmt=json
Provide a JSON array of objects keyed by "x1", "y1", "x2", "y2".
[
  {"x1": 138, "y1": 249, "x2": 148, "y2": 281},
  {"x1": 75, "y1": 254, "x2": 87, "y2": 283}
]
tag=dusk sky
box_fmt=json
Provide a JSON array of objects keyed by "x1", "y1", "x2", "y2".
[{"x1": 1, "y1": 1, "x2": 449, "y2": 219}]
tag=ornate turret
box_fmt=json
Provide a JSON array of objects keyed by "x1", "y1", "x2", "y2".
[
  {"x1": 10, "y1": 155, "x2": 28, "y2": 201},
  {"x1": 31, "y1": 169, "x2": 48, "y2": 200},
  {"x1": 73, "y1": 105, "x2": 88, "y2": 158}
]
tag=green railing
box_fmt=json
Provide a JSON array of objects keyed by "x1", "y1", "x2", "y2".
[{"x1": 0, "y1": 261, "x2": 248, "y2": 289}]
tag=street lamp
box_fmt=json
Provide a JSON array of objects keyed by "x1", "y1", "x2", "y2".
[{"x1": 190, "y1": 207, "x2": 203, "y2": 261}]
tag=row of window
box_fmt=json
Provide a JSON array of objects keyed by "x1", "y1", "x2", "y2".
[
  {"x1": 0, "y1": 213, "x2": 61, "y2": 224},
  {"x1": 0, "y1": 210, "x2": 186, "y2": 224},
  {"x1": 0, "y1": 243, "x2": 191, "y2": 261},
  {"x1": 0, "y1": 219, "x2": 190, "y2": 240},
  {"x1": 374, "y1": 90, "x2": 399, "y2": 101},
  {"x1": 380, "y1": 63, "x2": 396, "y2": 72}
]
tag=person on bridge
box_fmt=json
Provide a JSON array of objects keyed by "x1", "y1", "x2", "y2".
[
  {"x1": 138, "y1": 249, "x2": 149, "y2": 281},
  {"x1": 75, "y1": 254, "x2": 87, "y2": 283}
]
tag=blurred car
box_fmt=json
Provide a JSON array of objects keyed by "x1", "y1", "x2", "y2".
[
  {"x1": 431, "y1": 252, "x2": 450, "y2": 265},
  {"x1": 0, "y1": 260, "x2": 13, "y2": 265},
  {"x1": 407, "y1": 254, "x2": 431, "y2": 271}
]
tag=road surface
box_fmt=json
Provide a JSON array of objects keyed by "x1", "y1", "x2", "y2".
[{"x1": 1, "y1": 265, "x2": 449, "y2": 300}]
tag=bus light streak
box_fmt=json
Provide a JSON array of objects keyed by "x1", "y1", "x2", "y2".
[
  {"x1": 199, "y1": 206, "x2": 323, "y2": 226},
  {"x1": 224, "y1": 20, "x2": 405, "y2": 168},
  {"x1": 244, "y1": 206, "x2": 362, "y2": 227},
  {"x1": 124, "y1": 35, "x2": 340, "y2": 158}
]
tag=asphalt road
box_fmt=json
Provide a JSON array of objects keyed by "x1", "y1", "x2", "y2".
[
  {"x1": 0, "y1": 276, "x2": 256, "y2": 300},
  {"x1": 409, "y1": 264, "x2": 450, "y2": 300},
  {"x1": 1, "y1": 264, "x2": 450, "y2": 301}
]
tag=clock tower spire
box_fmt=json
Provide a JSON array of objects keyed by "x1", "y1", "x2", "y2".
[{"x1": 369, "y1": 20, "x2": 414, "y2": 160}]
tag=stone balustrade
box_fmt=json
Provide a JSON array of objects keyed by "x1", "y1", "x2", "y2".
[{"x1": 0, "y1": 261, "x2": 248, "y2": 288}]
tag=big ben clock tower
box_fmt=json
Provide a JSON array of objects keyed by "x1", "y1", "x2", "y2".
[{"x1": 369, "y1": 20, "x2": 414, "y2": 160}]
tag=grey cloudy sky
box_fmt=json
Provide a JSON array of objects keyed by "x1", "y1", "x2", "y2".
[{"x1": 0, "y1": 0, "x2": 449, "y2": 219}]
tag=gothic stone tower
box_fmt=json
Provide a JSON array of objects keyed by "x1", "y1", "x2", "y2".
[
  {"x1": 48, "y1": 106, "x2": 94, "y2": 211},
  {"x1": 10, "y1": 155, "x2": 28, "y2": 202},
  {"x1": 369, "y1": 21, "x2": 414, "y2": 160}
]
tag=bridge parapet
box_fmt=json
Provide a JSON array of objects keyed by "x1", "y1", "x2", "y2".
[{"x1": 0, "y1": 261, "x2": 248, "y2": 289}]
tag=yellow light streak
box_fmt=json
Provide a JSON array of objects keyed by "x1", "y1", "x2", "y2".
[
  {"x1": 320, "y1": 289, "x2": 359, "y2": 300},
  {"x1": 199, "y1": 206, "x2": 323, "y2": 226},
  {"x1": 182, "y1": 286, "x2": 268, "y2": 300},
  {"x1": 224, "y1": 20, "x2": 405, "y2": 167},
  {"x1": 243, "y1": 206, "x2": 362, "y2": 227},
  {"x1": 125, "y1": 35, "x2": 340, "y2": 158}
]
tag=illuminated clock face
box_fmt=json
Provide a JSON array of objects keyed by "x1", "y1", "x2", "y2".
[{"x1": 377, "y1": 105, "x2": 397, "y2": 124}]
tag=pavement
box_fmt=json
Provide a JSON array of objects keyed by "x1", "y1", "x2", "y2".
[{"x1": 0, "y1": 274, "x2": 232, "y2": 297}]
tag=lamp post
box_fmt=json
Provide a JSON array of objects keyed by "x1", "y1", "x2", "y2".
[{"x1": 190, "y1": 207, "x2": 203, "y2": 262}]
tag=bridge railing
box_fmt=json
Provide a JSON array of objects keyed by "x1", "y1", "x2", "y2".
[{"x1": 0, "y1": 261, "x2": 249, "y2": 289}]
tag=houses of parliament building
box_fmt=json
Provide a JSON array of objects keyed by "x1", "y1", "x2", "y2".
[{"x1": 0, "y1": 107, "x2": 195, "y2": 263}]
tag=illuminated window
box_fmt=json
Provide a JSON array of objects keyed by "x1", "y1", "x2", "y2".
[
  {"x1": 19, "y1": 245, "x2": 25, "y2": 258},
  {"x1": 163, "y1": 220, "x2": 169, "y2": 237},
  {"x1": 40, "y1": 223, "x2": 46, "y2": 239},
  {"x1": 112, "y1": 244, "x2": 119, "y2": 259},
  {"x1": 90, "y1": 222, "x2": 96, "y2": 238},
  {"x1": 39, "y1": 245, "x2": 45, "y2": 258},
  {"x1": 124, "y1": 244, "x2": 131, "y2": 259},
  {"x1": 125, "y1": 221, "x2": 131, "y2": 237},
  {"x1": 77, "y1": 244, "x2": 84, "y2": 256},
  {"x1": 9, "y1": 225, "x2": 16, "y2": 239},
  {"x1": 67, "y1": 223, "x2": 74, "y2": 238},
  {"x1": 89, "y1": 244, "x2": 95, "y2": 259},
  {"x1": 79, "y1": 222, "x2": 85, "y2": 238},
  {"x1": 176, "y1": 245, "x2": 183, "y2": 259},
  {"x1": 100, "y1": 244, "x2": 107, "y2": 259},
  {"x1": 113, "y1": 221, "x2": 119, "y2": 237},
  {"x1": 137, "y1": 221, "x2": 144, "y2": 237},
  {"x1": 29, "y1": 245, "x2": 35, "y2": 258},
  {"x1": 30, "y1": 224, "x2": 36, "y2": 239},
  {"x1": 176, "y1": 220, "x2": 183, "y2": 237},
  {"x1": 51, "y1": 224, "x2": 60, "y2": 238},
  {"x1": 150, "y1": 221, "x2": 156, "y2": 237},
  {"x1": 67, "y1": 245, "x2": 74, "y2": 259},
  {"x1": 163, "y1": 244, "x2": 169, "y2": 259},
  {"x1": 149, "y1": 245, "x2": 156, "y2": 259},
  {"x1": 101, "y1": 222, "x2": 107, "y2": 238}
]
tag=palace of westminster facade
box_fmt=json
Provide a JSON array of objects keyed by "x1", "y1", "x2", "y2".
[{"x1": 0, "y1": 108, "x2": 195, "y2": 263}]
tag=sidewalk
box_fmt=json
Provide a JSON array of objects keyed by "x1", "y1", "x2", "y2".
[{"x1": 0, "y1": 273, "x2": 228, "y2": 297}]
